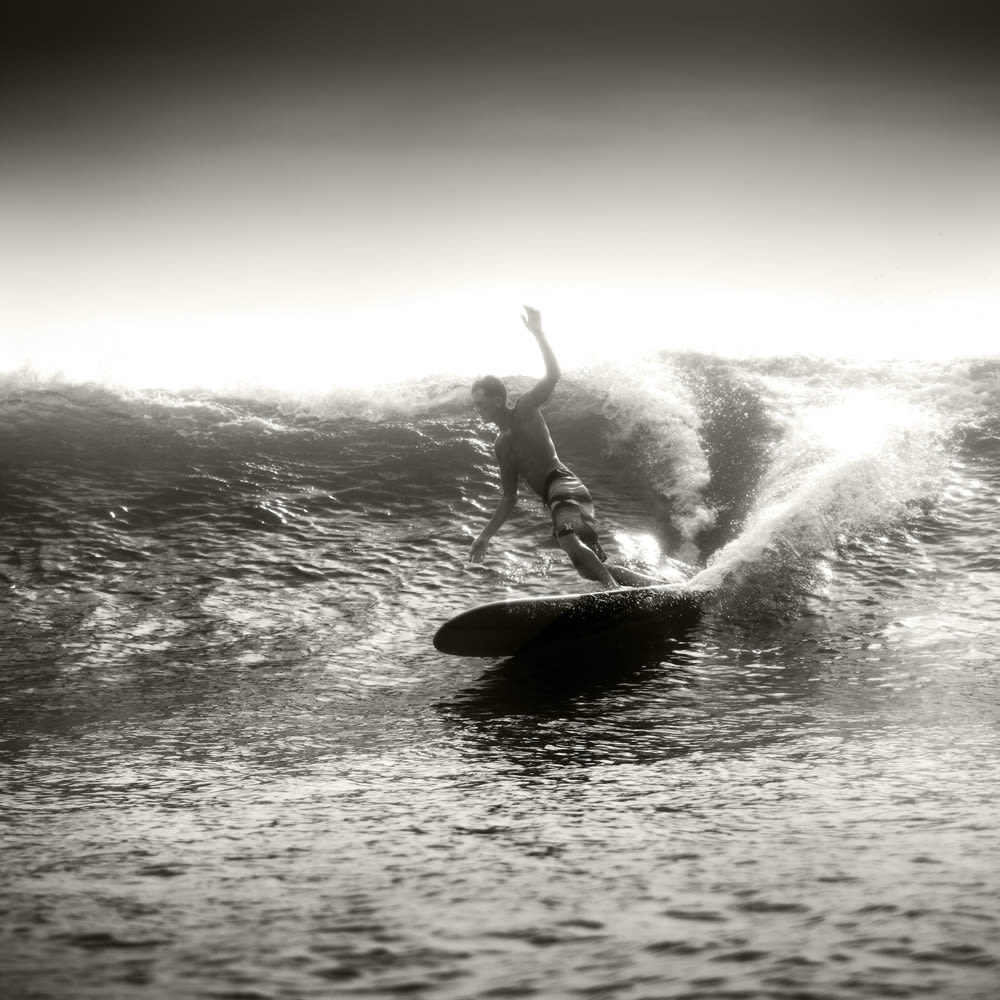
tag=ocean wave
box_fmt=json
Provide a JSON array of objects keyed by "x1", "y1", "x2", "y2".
[{"x1": 2, "y1": 353, "x2": 994, "y2": 603}]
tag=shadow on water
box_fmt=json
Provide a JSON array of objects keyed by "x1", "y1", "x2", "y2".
[
  {"x1": 455, "y1": 625, "x2": 700, "y2": 715},
  {"x1": 434, "y1": 597, "x2": 854, "y2": 769},
  {"x1": 434, "y1": 622, "x2": 722, "y2": 769}
]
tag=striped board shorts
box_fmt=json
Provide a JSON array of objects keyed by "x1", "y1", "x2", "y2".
[{"x1": 541, "y1": 467, "x2": 608, "y2": 562}]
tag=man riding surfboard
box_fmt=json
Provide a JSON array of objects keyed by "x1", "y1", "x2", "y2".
[{"x1": 469, "y1": 307, "x2": 659, "y2": 589}]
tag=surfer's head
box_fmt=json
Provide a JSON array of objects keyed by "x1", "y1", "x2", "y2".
[{"x1": 471, "y1": 376, "x2": 508, "y2": 424}]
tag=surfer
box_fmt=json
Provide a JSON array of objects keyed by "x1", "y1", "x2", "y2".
[{"x1": 468, "y1": 307, "x2": 657, "y2": 588}]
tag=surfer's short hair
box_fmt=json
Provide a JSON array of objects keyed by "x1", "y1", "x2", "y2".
[{"x1": 471, "y1": 375, "x2": 507, "y2": 401}]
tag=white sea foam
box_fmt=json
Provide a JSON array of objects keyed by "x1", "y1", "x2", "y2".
[
  {"x1": 689, "y1": 387, "x2": 950, "y2": 591},
  {"x1": 586, "y1": 359, "x2": 715, "y2": 562}
]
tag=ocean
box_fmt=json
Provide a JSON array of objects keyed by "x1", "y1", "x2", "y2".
[{"x1": 2, "y1": 348, "x2": 999, "y2": 999}]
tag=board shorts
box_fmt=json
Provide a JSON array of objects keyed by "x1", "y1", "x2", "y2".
[{"x1": 542, "y1": 467, "x2": 608, "y2": 562}]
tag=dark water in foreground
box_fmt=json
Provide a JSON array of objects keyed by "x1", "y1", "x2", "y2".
[{"x1": 2, "y1": 353, "x2": 999, "y2": 999}]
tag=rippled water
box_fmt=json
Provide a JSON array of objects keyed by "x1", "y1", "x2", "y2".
[{"x1": 2, "y1": 359, "x2": 999, "y2": 999}]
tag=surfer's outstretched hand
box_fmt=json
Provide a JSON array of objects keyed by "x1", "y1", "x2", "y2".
[
  {"x1": 521, "y1": 306, "x2": 543, "y2": 337},
  {"x1": 469, "y1": 535, "x2": 489, "y2": 562}
]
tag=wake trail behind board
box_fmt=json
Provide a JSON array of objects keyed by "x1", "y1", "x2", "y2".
[{"x1": 433, "y1": 584, "x2": 708, "y2": 657}]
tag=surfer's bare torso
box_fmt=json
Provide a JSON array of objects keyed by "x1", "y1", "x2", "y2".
[{"x1": 494, "y1": 402, "x2": 565, "y2": 500}]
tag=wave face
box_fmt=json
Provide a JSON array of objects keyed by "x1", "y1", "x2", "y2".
[
  {"x1": 3, "y1": 352, "x2": 1000, "y2": 1000},
  {"x1": 2, "y1": 352, "x2": 992, "y2": 591},
  {"x1": 0, "y1": 354, "x2": 993, "y2": 561}
]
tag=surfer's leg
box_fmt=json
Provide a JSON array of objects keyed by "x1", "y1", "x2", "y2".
[
  {"x1": 550, "y1": 494, "x2": 620, "y2": 586},
  {"x1": 606, "y1": 563, "x2": 663, "y2": 587},
  {"x1": 557, "y1": 531, "x2": 617, "y2": 587},
  {"x1": 565, "y1": 494, "x2": 660, "y2": 587}
]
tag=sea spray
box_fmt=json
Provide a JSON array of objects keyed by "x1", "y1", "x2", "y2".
[
  {"x1": 598, "y1": 361, "x2": 714, "y2": 563},
  {"x1": 690, "y1": 389, "x2": 950, "y2": 611},
  {"x1": 545, "y1": 359, "x2": 716, "y2": 564}
]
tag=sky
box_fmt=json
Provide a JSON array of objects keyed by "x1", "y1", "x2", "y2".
[{"x1": 2, "y1": 1, "x2": 999, "y2": 385}]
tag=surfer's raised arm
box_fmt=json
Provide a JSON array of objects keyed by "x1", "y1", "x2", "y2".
[{"x1": 519, "y1": 306, "x2": 561, "y2": 408}]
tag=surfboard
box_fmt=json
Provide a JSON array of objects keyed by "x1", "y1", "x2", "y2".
[{"x1": 433, "y1": 584, "x2": 707, "y2": 657}]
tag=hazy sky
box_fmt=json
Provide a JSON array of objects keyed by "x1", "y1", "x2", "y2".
[{"x1": 3, "y1": 1, "x2": 999, "y2": 373}]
